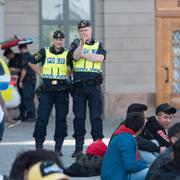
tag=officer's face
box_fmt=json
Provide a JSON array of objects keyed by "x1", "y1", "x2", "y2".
[
  {"x1": 78, "y1": 26, "x2": 92, "y2": 42},
  {"x1": 53, "y1": 38, "x2": 64, "y2": 50}
]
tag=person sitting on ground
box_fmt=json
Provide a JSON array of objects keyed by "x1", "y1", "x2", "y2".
[
  {"x1": 27, "y1": 160, "x2": 69, "y2": 180},
  {"x1": 101, "y1": 112, "x2": 148, "y2": 180},
  {"x1": 144, "y1": 103, "x2": 176, "y2": 147},
  {"x1": 9, "y1": 149, "x2": 64, "y2": 180},
  {"x1": 110, "y1": 103, "x2": 166, "y2": 164},
  {"x1": 148, "y1": 139, "x2": 180, "y2": 180},
  {"x1": 64, "y1": 139, "x2": 107, "y2": 177},
  {"x1": 146, "y1": 122, "x2": 180, "y2": 180}
]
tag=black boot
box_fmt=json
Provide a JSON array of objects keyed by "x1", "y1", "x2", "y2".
[
  {"x1": 14, "y1": 110, "x2": 26, "y2": 121},
  {"x1": 24, "y1": 112, "x2": 36, "y2": 122},
  {"x1": 55, "y1": 138, "x2": 64, "y2": 156},
  {"x1": 35, "y1": 139, "x2": 44, "y2": 149},
  {"x1": 71, "y1": 138, "x2": 84, "y2": 158}
]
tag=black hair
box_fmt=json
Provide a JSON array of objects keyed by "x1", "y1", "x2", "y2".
[
  {"x1": 125, "y1": 112, "x2": 145, "y2": 133},
  {"x1": 168, "y1": 122, "x2": 180, "y2": 138},
  {"x1": 18, "y1": 44, "x2": 27, "y2": 49},
  {"x1": 9, "y1": 149, "x2": 64, "y2": 180},
  {"x1": 173, "y1": 139, "x2": 180, "y2": 165},
  {"x1": 3, "y1": 48, "x2": 13, "y2": 57},
  {"x1": 127, "y1": 103, "x2": 148, "y2": 114}
]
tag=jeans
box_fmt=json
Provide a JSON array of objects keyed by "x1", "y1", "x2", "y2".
[
  {"x1": 73, "y1": 84, "x2": 104, "y2": 140},
  {"x1": 140, "y1": 151, "x2": 157, "y2": 164},
  {"x1": 130, "y1": 168, "x2": 148, "y2": 180}
]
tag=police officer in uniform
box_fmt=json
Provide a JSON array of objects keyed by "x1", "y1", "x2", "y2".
[
  {"x1": 29, "y1": 30, "x2": 71, "y2": 156},
  {"x1": 3, "y1": 48, "x2": 25, "y2": 121},
  {"x1": 19, "y1": 43, "x2": 36, "y2": 121},
  {"x1": 69, "y1": 20, "x2": 107, "y2": 157}
]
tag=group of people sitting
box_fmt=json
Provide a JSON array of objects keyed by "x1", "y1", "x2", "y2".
[
  {"x1": 101, "y1": 102, "x2": 180, "y2": 180},
  {"x1": 1, "y1": 102, "x2": 180, "y2": 180}
]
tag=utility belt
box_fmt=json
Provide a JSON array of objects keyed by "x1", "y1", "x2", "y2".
[
  {"x1": 73, "y1": 76, "x2": 103, "y2": 88},
  {"x1": 40, "y1": 79, "x2": 69, "y2": 93}
]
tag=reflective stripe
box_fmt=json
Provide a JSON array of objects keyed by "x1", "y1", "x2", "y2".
[
  {"x1": 73, "y1": 67, "x2": 102, "y2": 73},
  {"x1": 41, "y1": 74, "x2": 68, "y2": 79}
]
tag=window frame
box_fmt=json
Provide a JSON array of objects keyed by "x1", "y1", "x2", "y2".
[{"x1": 39, "y1": 0, "x2": 95, "y2": 48}]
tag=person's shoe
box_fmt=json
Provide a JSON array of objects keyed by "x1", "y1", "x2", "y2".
[
  {"x1": 13, "y1": 113, "x2": 25, "y2": 121},
  {"x1": 54, "y1": 138, "x2": 64, "y2": 157},
  {"x1": 35, "y1": 143, "x2": 43, "y2": 149},
  {"x1": 71, "y1": 149, "x2": 82, "y2": 158},
  {"x1": 24, "y1": 113, "x2": 36, "y2": 122}
]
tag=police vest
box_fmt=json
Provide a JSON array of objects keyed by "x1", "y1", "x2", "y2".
[
  {"x1": 73, "y1": 41, "x2": 102, "y2": 73},
  {"x1": 41, "y1": 48, "x2": 68, "y2": 80}
]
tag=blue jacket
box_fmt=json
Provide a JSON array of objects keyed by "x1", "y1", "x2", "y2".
[{"x1": 101, "y1": 132, "x2": 147, "y2": 180}]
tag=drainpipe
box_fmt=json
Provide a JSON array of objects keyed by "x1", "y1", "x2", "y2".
[{"x1": 0, "y1": 0, "x2": 5, "y2": 56}]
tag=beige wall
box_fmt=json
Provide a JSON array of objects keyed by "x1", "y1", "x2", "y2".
[
  {"x1": 4, "y1": 0, "x2": 39, "y2": 52},
  {"x1": 103, "y1": 0, "x2": 155, "y2": 120},
  {"x1": 0, "y1": 1, "x2": 5, "y2": 56},
  {"x1": 4, "y1": 0, "x2": 156, "y2": 120}
]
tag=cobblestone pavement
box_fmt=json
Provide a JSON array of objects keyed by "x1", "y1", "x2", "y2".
[{"x1": 0, "y1": 111, "x2": 119, "y2": 180}]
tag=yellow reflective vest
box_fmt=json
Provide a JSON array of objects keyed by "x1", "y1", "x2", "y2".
[
  {"x1": 41, "y1": 48, "x2": 68, "y2": 80},
  {"x1": 73, "y1": 41, "x2": 102, "y2": 73}
]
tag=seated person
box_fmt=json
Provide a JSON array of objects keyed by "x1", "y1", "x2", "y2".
[
  {"x1": 101, "y1": 112, "x2": 148, "y2": 180},
  {"x1": 146, "y1": 122, "x2": 180, "y2": 180},
  {"x1": 111, "y1": 103, "x2": 165, "y2": 164},
  {"x1": 147, "y1": 139, "x2": 180, "y2": 180},
  {"x1": 64, "y1": 139, "x2": 107, "y2": 177},
  {"x1": 9, "y1": 149, "x2": 64, "y2": 180},
  {"x1": 144, "y1": 103, "x2": 176, "y2": 147}
]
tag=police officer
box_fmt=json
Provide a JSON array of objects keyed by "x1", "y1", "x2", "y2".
[
  {"x1": 69, "y1": 20, "x2": 107, "y2": 157},
  {"x1": 19, "y1": 43, "x2": 36, "y2": 122},
  {"x1": 29, "y1": 30, "x2": 71, "y2": 156},
  {"x1": 3, "y1": 48, "x2": 25, "y2": 121}
]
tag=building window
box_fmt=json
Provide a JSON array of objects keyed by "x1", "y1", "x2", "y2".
[{"x1": 40, "y1": 0, "x2": 94, "y2": 48}]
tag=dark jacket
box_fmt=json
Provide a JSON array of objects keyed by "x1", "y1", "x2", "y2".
[
  {"x1": 146, "y1": 147, "x2": 172, "y2": 180},
  {"x1": 144, "y1": 116, "x2": 170, "y2": 147},
  {"x1": 64, "y1": 154, "x2": 102, "y2": 177},
  {"x1": 147, "y1": 161, "x2": 180, "y2": 180},
  {"x1": 137, "y1": 136, "x2": 160, "y2": 153}
]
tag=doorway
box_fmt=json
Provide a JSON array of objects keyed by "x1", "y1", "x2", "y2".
[{"x1": 155, "y1": 0, "x2": 180, "y2": 108}]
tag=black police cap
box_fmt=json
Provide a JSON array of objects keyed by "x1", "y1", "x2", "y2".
[
  {"x1": 18, "y1": 44, "x2": 27, "y2": 49},
  {"x1": 3, "y1": 48, "x2": 13, "y2": 56},
  {"x1": 53, "y1": 30, "x2": 65, "y2": 39},
  {"x1": 77, "y1": 20, "x2": 91, "y2": 29}
]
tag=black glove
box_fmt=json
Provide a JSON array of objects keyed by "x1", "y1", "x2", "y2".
[{"x1": 70, "y1": 38, "x2": 80, "y2": 50}]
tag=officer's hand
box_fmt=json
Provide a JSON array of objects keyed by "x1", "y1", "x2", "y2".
[
  {"x1": 81, "y1": 36, "x2": 88, "y2": 45},
  {"x1": 160, "y1": 146, "x2": 166, "y2": 153}
]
